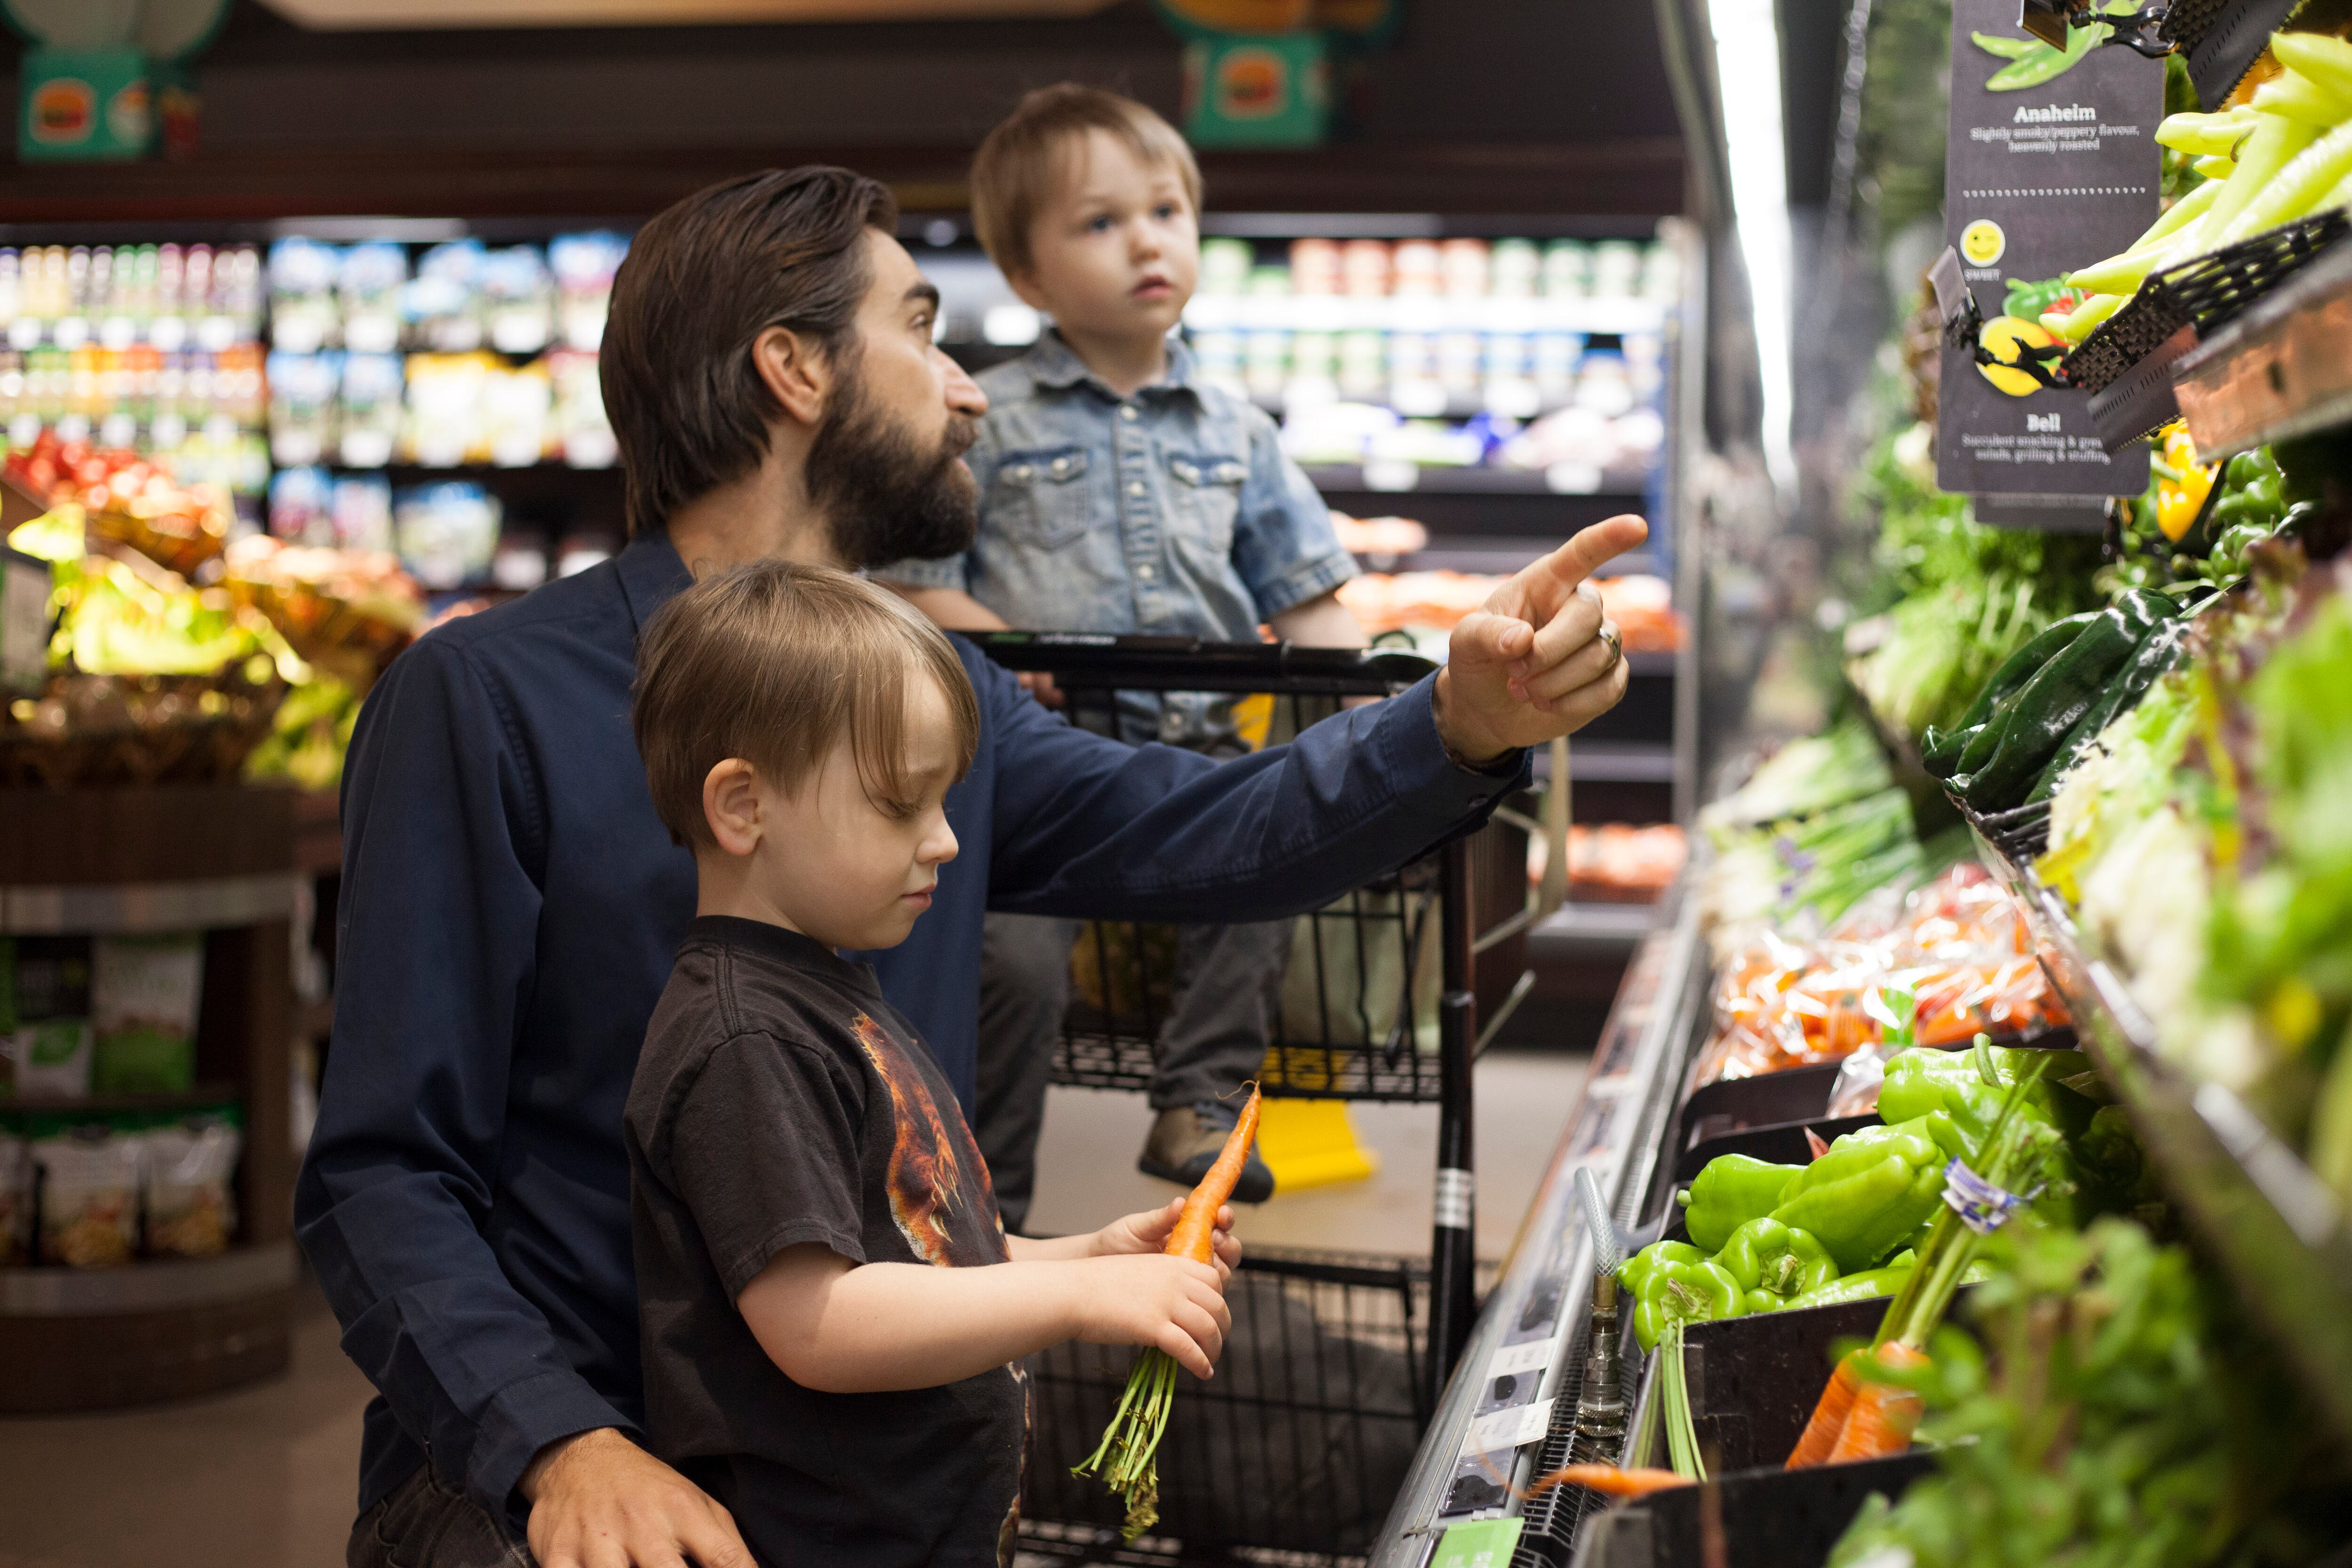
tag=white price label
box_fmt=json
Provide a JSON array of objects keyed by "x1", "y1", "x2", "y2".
[
  {"x1": 1464, "y1": 1397, "x2": 1554, "y2": 1455},
  {"x1": 1487, "y1": 1338, "x2": 1555, "y2": 1378}
]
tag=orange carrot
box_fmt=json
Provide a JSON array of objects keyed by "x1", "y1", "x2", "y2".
[
  {"x1": 1525, "y1": 1463, "x2": 1691, "y2": 1499},
  {"x1": 1823, "y1": 1343, "x2": 1928, "y2": 1464},
  {"x1": 1785, "y1": 1347, "x2": 1867, "y2": 1468},
  {"x1": 1166, "y1": 1084, "x2": 1260, "y2": 1264}
]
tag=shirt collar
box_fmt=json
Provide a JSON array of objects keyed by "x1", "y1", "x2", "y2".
[
  {"x1": 617, "y1": 529, "x2": 694, "y2": 634},
  {"x1": 1025, "y1": 326, "x2": 1202, "y2": 403}
]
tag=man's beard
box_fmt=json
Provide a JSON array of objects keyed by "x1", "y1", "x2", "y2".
[{"x1": 803, "y1": 355, "x2": 980, "y2": 571}]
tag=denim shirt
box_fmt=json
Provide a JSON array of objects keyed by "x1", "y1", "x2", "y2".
[{"x1": 878, "y1": 331, "x2": 1358, "y2": 744}]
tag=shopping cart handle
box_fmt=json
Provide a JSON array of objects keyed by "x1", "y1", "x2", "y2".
[{"x1": 969, "y1": 630, "x2": 1438, "y2": 696}]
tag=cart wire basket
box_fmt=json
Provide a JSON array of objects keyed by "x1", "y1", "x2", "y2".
[
  {"x1": 973, "y1": 633, "x2": 1549, "y2": 1106},
  {"x1": 1019, "y1": 1246, "x2": 1430, "y2": 1568}
]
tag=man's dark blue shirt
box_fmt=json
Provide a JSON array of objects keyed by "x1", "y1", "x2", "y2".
[{"x1": 296, "y1": 531, "x2": 1521, "y2": 1528}]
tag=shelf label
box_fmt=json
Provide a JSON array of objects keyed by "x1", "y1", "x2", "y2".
[
  {"x1": 1465, "y1": 1395, "x2": 1554, "y2": 1454},
  {"x1": 1431, "y1": 1517, "x2": 1524, "y2": 1568},
  {"x1": 1936, "y1": 0, "x2": 2159, "y2": 504},
  {"x1": 1488, "y1": 1337, "x2": 1555, "y2": 1377}
]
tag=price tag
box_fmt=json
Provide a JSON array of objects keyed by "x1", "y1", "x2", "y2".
[
  {"x1": 1430, "y1": 1517, "x2": 1524, "y2": 1568},
  {"x1": 1465, "y1": 1396, "x2": 1554, "y2": 1455},
  {"x1": 1488, "y1": 1338, "x2": 1555, "y2": 1378}
]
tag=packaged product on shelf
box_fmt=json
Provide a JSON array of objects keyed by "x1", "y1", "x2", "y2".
[
  {"x1": 1694, "y1": 863, "x2": 2068, "y2": 1084},
  {"x1": 5, "y1": 935, "x2": 95, "y2": 1098},
  {"x1": 1589, "y1": 240, "x2": 1646, "y2": 300},
  {"x1": 1438, "y1": 237, "x2": 1490, "y2": 298},
  {"x1": 549, "y1": 230, "x2": 629, "y2": 351},
  {"x1": 482, "y1": 245, "x2": 555, "y2": 356},
  {"x1": 1525, "y1": 823, "x2": 1690, "y2": 902},
  {"x1": 1200, "y1": 236, "x2": 1254, "y2": 297},
  {"x1": 266, "y1": 351, "x2": 339, "y2": 467},
  {"x1": 332, "y1": 473, "x2": 394, "y2": 553},
  {"x1": 482, "y1": 358, "x2": 553, "y2": 468},
  {"x1": 335, "y1": 352, "x2": 403, "y2": 469},
  {"x1": 268, "y1": 465, "x2": 333, "y2": 545},
  {"x1": 1340, "y1": 238, "x2": 1391, "y2": 297},
  {"x1": 402, "y1": 351, "x2": 496, "y2": 467},
  {"x1": 1335, "y1": 329, "x2": 1385, "y2": 401},
  {"x1": 32, "y1": 1120, "x2": 140, "y2": 1268},
  {"x1": 1391, "y1": 239, "x2": 1441, "y2": 295},
  {"x1": 91, "y1": 933, "x2": 203, "y2": 1096},
  {"x1": 0, "y1": 1124, "x2": 25, "y2": 1264},
  {"x1": 1287, "y1": 236, "x2": 1340, "y2": 295},
  {"x1": 267, "y1": 239, "x2": 341, "y2": 355},
  {"x1": 393, "y1": 482, "x2": 500, "y2": 590},
  {"x1": 1283, "y1": 330, "x2": 1338, "y2": 407},
  {"x1": 1541, "y1": 239, "x2": 1592, "y2": 298},
  {"x1": 338, "y1": 242, "x2": 408, "y2": 356},
  {"x1": 143, "y1": 1106, "x2": 241, "y2": 1258},
  {"x1": 1327, "y1": 512, "x2": 1427, "y2": 558},
  {"x1": 405, "y1": 240, "x2": 485, "y2": 354},
  {"x1": 1532, "y1": 331, "x2": 1585, "y2": 406},
  {"x1": 1490, "y1": 237, "x2": 1541, "y2": 298},
  {"x1": 1244, "y1": 327, "x2": 1290, "y2": 403}
]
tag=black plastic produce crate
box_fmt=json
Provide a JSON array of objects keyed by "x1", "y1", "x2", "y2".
[
  {"x1": 2064, "y1": 211, "x2": 2351, "y2": 396},
  {"x1": 1019, "y1": 1246, "x2": 1430, "y2": 1566}
]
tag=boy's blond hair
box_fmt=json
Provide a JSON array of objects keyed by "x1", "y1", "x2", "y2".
[
  {"x1": 969, "y1": 84, "x2": 1203, "y2": 279},
  {"x1": 632, "y1": 560, "x2": 979, "y2": 848}
]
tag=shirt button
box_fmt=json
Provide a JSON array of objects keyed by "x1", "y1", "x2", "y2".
[
  {"x1": 1128, "y1": 481, "x2": 1147, "y2": 497},
  {"x1": 1120, "y1": 406, "x2": 1139, "y2": 422},
  {"x1": 1136, "y1": 563, "x2": 1157, "y2": 580}
]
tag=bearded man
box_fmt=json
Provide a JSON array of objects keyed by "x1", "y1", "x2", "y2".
[{"x1": 300, "y1": 166, "x2": 1644, "y2": 1568}]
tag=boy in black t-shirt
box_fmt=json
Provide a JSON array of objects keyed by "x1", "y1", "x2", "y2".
[{"x1": 624, "y1": 560, "x2": 1237, "y2": 1568}]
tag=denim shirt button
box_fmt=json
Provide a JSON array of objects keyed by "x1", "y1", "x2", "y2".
[
  {"x1": 1136, "y1": 563, "x2": 1157, "y2": 580},
  {"x1": 1120, "y1": 405, "x2": 1139, "y2": 422},
  {"x1": 1127, "y1": 480, "x2": 1147, "y2": 497}
]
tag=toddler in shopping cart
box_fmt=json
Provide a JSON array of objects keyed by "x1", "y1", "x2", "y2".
[
  {"x1": 877, "y1": 85, "x2": 1370, "y2": 1219},
  {"x1": 621, "y1": 559, "x2": 1237, "y2": 1566}
]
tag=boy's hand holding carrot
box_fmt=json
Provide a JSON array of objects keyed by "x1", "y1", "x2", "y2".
[{"x1": 1061, "y1": 1250, "x2": 1232, "y2": 1379}]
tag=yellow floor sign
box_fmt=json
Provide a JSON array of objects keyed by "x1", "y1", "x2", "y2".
[{"x1": 1254, "y1": 1097, "x2": 1379, "y2": 1191}]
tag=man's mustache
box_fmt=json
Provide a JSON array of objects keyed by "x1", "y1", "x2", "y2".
[{"x1": 942, "y1": 414, "x2": 979, "y2": 461}]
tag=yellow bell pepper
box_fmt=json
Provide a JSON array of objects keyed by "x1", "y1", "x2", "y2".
[{"x1": 2153, "y1": 423, "x2": 2217, "y2": 541}]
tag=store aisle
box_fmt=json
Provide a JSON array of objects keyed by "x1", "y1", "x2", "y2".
[
  {"x1": 1025, "y1": 1047, "x2": 1591, "y2": 1264},
  {"x1": 0, "y1": 1281, "x2": 372, "y2": 1568}
]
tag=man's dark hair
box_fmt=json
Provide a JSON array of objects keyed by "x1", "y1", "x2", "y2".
[{"x1": 602, "y1": 166, "x2": 900, "y2": 538}]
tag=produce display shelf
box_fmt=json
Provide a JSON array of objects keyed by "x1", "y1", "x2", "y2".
[
  {"x1": 2174, "y1": 233, "x2": 2352, "y2": 461},
  {"x1": 1527, "y1": 900, "x2": 1661, "y2": 957},
  {"x1": 0, "y1": 1238, "x2": 296, "y2": 1317},
  {"x1": 1957, "y1": 814, "x2": 2352, "y2": 1444},
  {"x1": 1, "y1": 1081, "x2": 241, "y2": 1118},
  {"x1": 1533, "y1": 740, "x2": 1676, "y2": 784},
  {"x1": 0, "y1": 871, "x2": 302, "y2": 936}
]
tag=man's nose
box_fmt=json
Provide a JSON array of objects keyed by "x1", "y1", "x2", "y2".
[{"x1": 938, "y1": 346, "x2": 987, "y2": 417}]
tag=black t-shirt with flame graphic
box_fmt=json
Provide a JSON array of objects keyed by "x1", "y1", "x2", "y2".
[{"x1": 627, "y1": 916, "x2": 1025, "y2": 1567}]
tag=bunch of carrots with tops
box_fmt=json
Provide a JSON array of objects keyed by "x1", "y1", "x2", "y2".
[{"x1": 1074, "y1": 1084, "x2": 1261, "y2": 1541}]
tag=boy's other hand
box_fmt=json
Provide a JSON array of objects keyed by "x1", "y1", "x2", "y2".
[
  {"x1": 521, "y1": 1426, "x2": 753, "y2": 1568},
  {"x1": 1095, "y1": 1196, "x2": 1240, "y2": 1281},
  {"x1": 1069, "y1": 1253, "x2": 1232, "y2": 1378},
  {"x1": 1434, "y1": 514, "x2": 1649, "y2": 762}
]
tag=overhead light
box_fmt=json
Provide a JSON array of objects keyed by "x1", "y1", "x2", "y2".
[
  {"x1": 258, "y1": 0, "x2": 1116, "y2": 28},
  {"x1": 1708, "y1": 0, "x2": 1796, "y2": 496}
]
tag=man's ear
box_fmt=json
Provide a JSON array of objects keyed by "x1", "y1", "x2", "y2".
[
  {"x1": 702, "y1": 757, "x2": 765, "y2": 856},
  {"x1": 750, "y1": 325, "x2": 831, "y2": 429}
]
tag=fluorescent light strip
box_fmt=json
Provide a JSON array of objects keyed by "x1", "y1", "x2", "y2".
[{"x1": 1708, "y1": 0, "x2": 1796, "y2": 493}]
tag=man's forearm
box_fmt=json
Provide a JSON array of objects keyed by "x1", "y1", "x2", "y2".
[
  {"x1": 881, "y1": 583, "x2": 1010, "y2": 633},
  {"x1": 739, "y1": 1256, "x2": 1077, "y2": 1393},
  {"x1": 1267, "y1": 590, "x2": 1368, "y2": 649}
]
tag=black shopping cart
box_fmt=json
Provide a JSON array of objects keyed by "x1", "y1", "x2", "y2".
[{"x1": 974, "y1": 633, "x2": 1557, "y2": 1565}]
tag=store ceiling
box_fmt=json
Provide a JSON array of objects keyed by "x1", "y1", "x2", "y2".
[{"x1": 256, "y1": 0, "x2": 1118, "y2": 27}]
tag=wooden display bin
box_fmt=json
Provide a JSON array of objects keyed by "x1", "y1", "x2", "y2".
[{"x1": 0, "y1": 783, "x2": 298, "y2": 1413}]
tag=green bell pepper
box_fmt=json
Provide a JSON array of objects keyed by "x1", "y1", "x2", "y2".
[
  {"x1": 1632, "y1": 1255, "x2": 1743, "y2": 1352},
  {"x1": 1618, "y1": 1239, "x2": 1705, "y2": 1299},
  {"x1": 1769, "y1": 1117, "x2": 1947, "y2": 1273},
  {"x1": 1716, "y1": 1216, "x2": 1839, "y2": 1304},
  {"x1": 1677, "y1": 1153, "x2": 1802, "y2": 1252}
]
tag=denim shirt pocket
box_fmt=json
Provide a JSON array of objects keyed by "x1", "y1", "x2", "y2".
[
  {"x1": 989, "y1": 445, "x2": 1094, "y2": 550},
  {"x1": 1166, "y1": 452, "x2": 1249, "y2": 560}
]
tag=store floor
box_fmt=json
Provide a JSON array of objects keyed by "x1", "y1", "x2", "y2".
[{"x1": 0, "y1": 1047, "x2": 1586, "y2": 1568}]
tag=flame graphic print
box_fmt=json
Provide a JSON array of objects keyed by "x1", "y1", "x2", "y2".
[{"x1": 850, "y1": 1013, "x2": 1001, "y2": 1268}]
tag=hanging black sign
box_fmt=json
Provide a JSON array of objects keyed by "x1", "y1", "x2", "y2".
[{"x1": 1937, "y1": 0, "x2": 2164, "y2": 517}]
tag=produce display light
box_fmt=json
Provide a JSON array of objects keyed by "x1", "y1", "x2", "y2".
[{"x1": 1709, "y1": 0, "x2": 1797, "y2": 493}]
